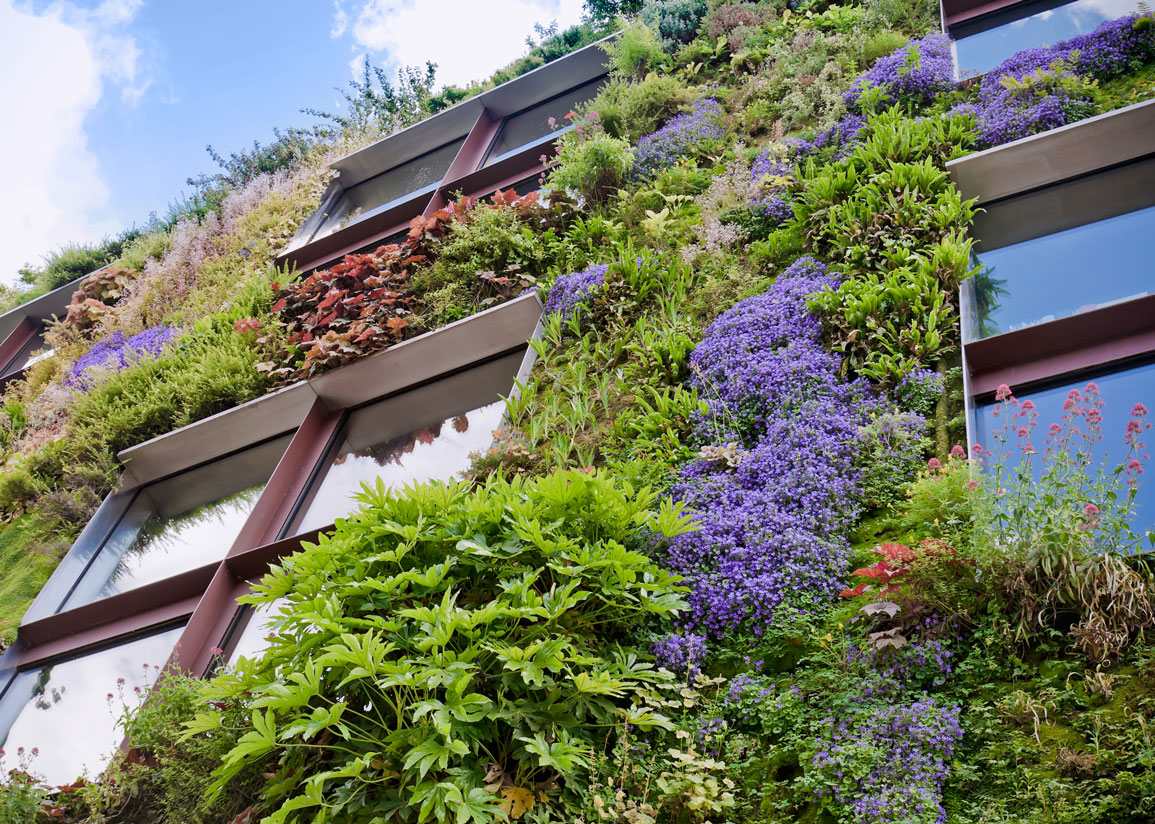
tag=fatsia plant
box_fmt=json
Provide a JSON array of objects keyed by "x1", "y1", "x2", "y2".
[{"x1": 187, "y1": 470, "x2": 691, "y2": 823}]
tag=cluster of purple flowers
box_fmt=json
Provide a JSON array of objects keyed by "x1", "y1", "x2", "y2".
[
  {"x1": 895, "y1": 367, "x2": 947, "y2": 416},
  {"x1": 846, "y1": 636, "x2": 956, "y2": 697},
  {"x1": 650, "y1": 631, "x2": 708, "y2": 679},
  {"x1": 811, "y1": 697, "x2": 963, "y2": 824},
  {"x1": 843, "y1": 34, "x2": 955, "y2": 114},
  {"x1": 68, "y1": 326, "x2": 182, "y2": 389},
  {"x1": 749, "y1": 152, "x2": 795, "y2": 226},
  {"x1": 633, "y1": 98, "x2": 726, "y2": 179},
  {"x1": 543, "y1": 263, "x2": 609, "y2": 318},
  {"x1": 986, "y1": 14, "x2": 1155, "y2": 87},
  {"x1": 959, "y1": 15, "x2": 1155, "y2": 147},
  {"x1": 667, "y1": 258, "x2": 885, "y2": 638},
  {"x1": 785, "y1": 113, "x2": 867, "y2": 161}
]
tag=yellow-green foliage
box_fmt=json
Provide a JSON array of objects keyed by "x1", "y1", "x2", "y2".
[{"x1": 0, "y1": 518, "x2": 59, "y2": 645}]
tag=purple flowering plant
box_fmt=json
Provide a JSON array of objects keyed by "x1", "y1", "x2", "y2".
[
  {"x1": 67, "y1": 326, "x2": 183, "y2": 390},
  {"x1": 843, "y1": 34, "x2": 955, "y2": 114},
  {"x1": 633, "y1": 97, "x2": 726, "y2": 179},
  {"x1": 665, "y1": 258, "x2": 887, "y2": 641}
]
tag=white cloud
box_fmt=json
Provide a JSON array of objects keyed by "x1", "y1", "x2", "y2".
[
  {"x1": 338, "y1": 0, "x2": 587, "y2": 89},
  {"x1": 331, "y1": 0, "x2": 349, "y2": 38},
  {"x1": 0, "y1": 0, "x2": 145, "y2": 284}
]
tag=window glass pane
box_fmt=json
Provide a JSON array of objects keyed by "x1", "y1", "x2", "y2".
[
  {"x1": 971, "y1": 361, "x2": 1155, "y2": 536},
  {"x1": 227, "y1": 599, "x2": 287, "y2": 666},
  {"x1": 1, "y1": 331, "x2": 49, "y2": 378},
  {"x1": 965, "y1": 204, "x2": 1155, "y2": 340},
  {"x1": 484, "y1": 77, "x2": 607, "y2": 166},
  {"x1": 62, "y1": 434, "x2": 293, "y2": 610},
  {"x1": 954, "y1": 0, "x2": 1136, "y2": 77},
  {"x1": 341, "y1": 137, "x2": 466, "y2": 218},
  {"x1": 293, "y1": 352, "x2": 520, "y2": 532},
  {"x1": 296, "y1": 400, "x2": 505, "y2": 533},
  {"x1": 0, "y1": 625, "x2": 183, "y2": 785}
]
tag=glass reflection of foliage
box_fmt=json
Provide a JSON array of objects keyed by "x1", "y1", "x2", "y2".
[
  {"x1": 332, "y1": 412, "x2": 473, "y2": 470},
  {"x1": 970, "y1": 263, "x2": 1008, "y2": 339},
  {"x1": 31, "y1": 667, "x2": 61, "y2": 712},
  {"x1": 108, "y1": 485, "x2": 266, "y2": 587}
]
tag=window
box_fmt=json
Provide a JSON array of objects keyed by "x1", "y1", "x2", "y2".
[
  {"x1": 0, "y1": 625, "x2": 183, "y2": 785},
  {"x1": 952, "y1": 0, "x2": 1134, "y2": 77},
  {"x1": 963, "y1": 203, "x2": 1155, "y2": 341},
  {"x1": 291, "y1": 356, "x2": 517, "y2": 533},
  {"x1": 226, "y1": 600, "x2": 286, "y2": 666},
  {"x1": 971, "y1": 360, "x2": 1155, "y2": 534},
  {"x1": 483, "y1": 76, "x2": 607, "y2": 166},
  {"x1": 60, "y1": 434, "x2": 293, "y2": 610},
  {"x1": 0, "y1": 331, "x2": 50, "y2": 379},
  {"x1": 331, "y1": 136, "x2": 467, "y2": 232}
]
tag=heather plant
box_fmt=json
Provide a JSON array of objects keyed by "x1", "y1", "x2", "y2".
[
  {"x1": 187, "y1": 471, "x2": 689, "y2": 823},
  {"x1": 633, "y1": 98, "x2": 727, "y2": 179}
]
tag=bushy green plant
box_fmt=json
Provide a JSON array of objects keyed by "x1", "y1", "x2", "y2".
[
  {"x1": 548, "y1": 121, "x2": 636, "y2": 204},
  {"x1": 641, "y1": 0, "x2": 708, "y2": 52},
  {"x1": 66, "y1": 316, "x2": 270, "y2": 460},
  {"x1": 602, "y1": 18, "x2": 667, "y2": 80},
  {"x1": 188, "y1": 471, "x2": 691, "y2": 823},
  {"x1": 587, "y1": 73, "x2": 691, "y2": 142}
]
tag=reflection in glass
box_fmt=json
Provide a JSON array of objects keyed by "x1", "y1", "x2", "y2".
[
  {"x1": 327, "y1": 136, "x2": 467, "y2": 236},
  {"x1": 484, "y1": 77, "x2": 607, "y2": 166},
  {"x1": 0, "y1": 626, "x2": 183, "y2": 785},
  {"x1": 227, "y1": 599, "x2": 287, "y2": 666},
  {"x1": 953, "y1": 0, "x2": 1138, "y2": 76},
  {"x1": 62, "y1": 434, "x2": 293, "y2": 610},
  {"x1": 964, "y1": 205, "x2": 1155, "y2": 341},
  {"x1": 296, "y1": 400, "x2": 505, "y2": 532},
  {"x1": 972, "y1": 361, "x2": 1155, "y2": 535}
]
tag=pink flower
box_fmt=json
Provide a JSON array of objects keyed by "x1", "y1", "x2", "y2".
[
  {"x1": 1020, "y1": 400, "x2": 1035, "y2": 411},
  {"x1": 972, "y1": 443, "x2": 983, "y2": 456},
  {"x1": 1016, "y1": 427, "x2": 1028, "y2": 437},
  {"x1": 965, "y1": 480, "x2": 978, "y2": 490},
  {"x1": 950, "y1": 444, "x2": 965, "y2": 458},
  {"x1": 116, "y1": 678, "x2": 125, "y2": 685},
  {"x1": 1133, "y1": 403, "x2": 1149, "y2": 417},
  {"x1": 1086, "y1": 409, "x2": 1102, "y2": 425},
  {"x1": 1128, "y1": 459, "x2": 1144, "y2": 473},
  {"x1": 995, "y1": 384, "x2": 1012, "y2": 401},
  {"x1": 928, "y1": 457, "x2": 942, "y2": 471},
  {"x1": 210, "y1": 647, "x2": 224, "y2": 656},
  {"x1": 1048, "y1": 423, "x2": 1062, "y2": 436},
  {"x1": 1067, "y1": 388, "x2": 1082, "y2": 402},
  {"x1": 1084, "y1": 503, "x2": 1100, "y2": 517},
  {"x1": 30, "y1": 748, "x2": 38, "y2": 757}
]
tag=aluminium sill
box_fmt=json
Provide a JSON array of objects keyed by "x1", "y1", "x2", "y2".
[
  {"x1": 116, "y1": 292, "x2": 544, "y2": 486},
  {"x1": 946, "y1": 98, "x2": 1155, "y2": 204}
]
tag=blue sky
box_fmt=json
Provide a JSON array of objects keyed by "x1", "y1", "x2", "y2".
[{"x1": 0, "y1": 0, "x2": 585, "y2": 284}]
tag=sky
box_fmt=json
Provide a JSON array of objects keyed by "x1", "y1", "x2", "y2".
[{"x1": 0, "y1": 0, "x2": 586, "y2": 285}]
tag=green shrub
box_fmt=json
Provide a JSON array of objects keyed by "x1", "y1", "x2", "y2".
[
  {"x1": 602, "y1": 18, "x2": 667, "y2": 80},
  {"x1": 190, "y1": 470, "x2": 691, "y2": 822},
  {"x1": 588, "y1": 73, "x2": 690, "y2": 142},
  {"x1": 640, "y1": 0, "x2": 708, "y2": 52},
  {"x1": 548, "y1": 124, "x2": 636, "y2": 204}
]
